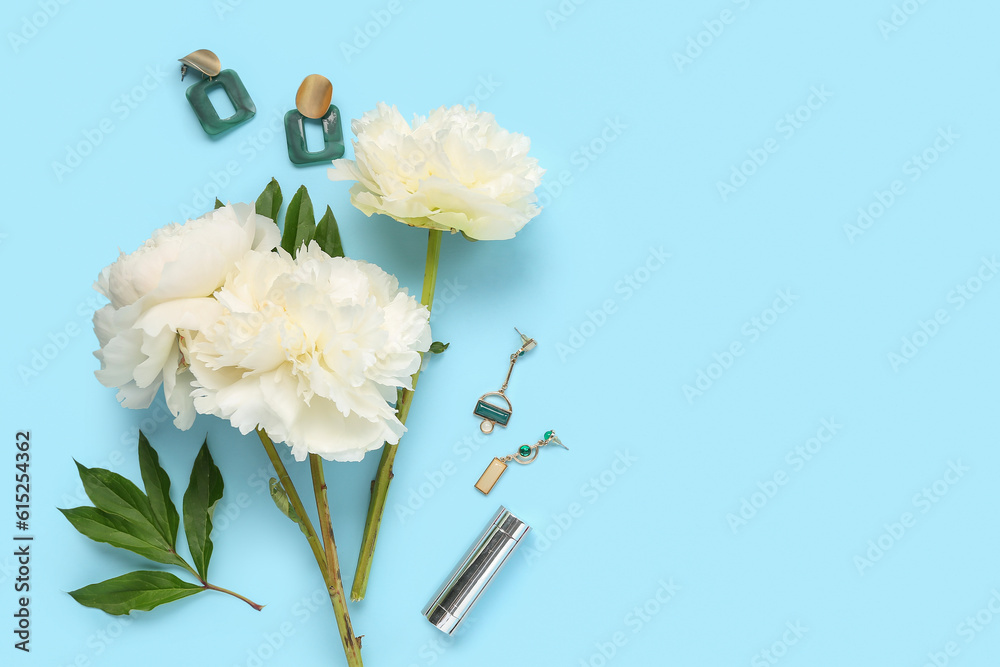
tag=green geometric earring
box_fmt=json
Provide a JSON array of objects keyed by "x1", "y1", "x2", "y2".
[
  {"x1": 179, "y1": 49, "x2": 256, "y2": 136},
  {"x1": 284, "y1": 74, "x2": 345, "y2": 165}
]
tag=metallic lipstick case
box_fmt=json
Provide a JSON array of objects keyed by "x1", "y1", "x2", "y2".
[{"x1": 422, "y1": 506, "x2": 531, "y2": 635}]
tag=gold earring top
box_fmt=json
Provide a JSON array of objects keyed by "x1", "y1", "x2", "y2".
[
  {"x1": 514, "y1": 327, "x2": 536, "y2": 353},
  {"x1": 179, "y1": 49, "x2": 221, "y2": 81},
  {"x1": 295, "y1": 74, "x2": 333, "y2": 119}
]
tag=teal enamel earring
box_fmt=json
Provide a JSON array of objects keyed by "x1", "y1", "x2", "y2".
[
  {"x1": 473, "y1": 328, "x2": 537, "y2": 434},
  {"x1": 284, "y1": 74, "x2": 345, "y2": 165},
  {"x1": 179, "y1": 49, "x2": 256, "y2": 135}
]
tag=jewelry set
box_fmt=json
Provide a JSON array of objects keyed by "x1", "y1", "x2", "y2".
[
  {"x1": 178, "y1": 49, "x2": 344, "y2": 165},
  {"x1": 471, "y1": 329, "x2": 568, "y2": 495}
]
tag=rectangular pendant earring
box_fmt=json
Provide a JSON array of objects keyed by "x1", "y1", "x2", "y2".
[
  {"x1": 285, "y1": 74, "x2": 345, "y2": 165},
  {"x1": 473, "y1": 328, "x2": 536, "y2": 434},
  {"x1": 179, "y1": 50, "x2": 256, "y2": 136},
  {"x1": 474, "y1": 458, "x2": 509, "y2": 494},
  {"x1": 474, "y1": 431, "x2": 567, "y2": 495}
]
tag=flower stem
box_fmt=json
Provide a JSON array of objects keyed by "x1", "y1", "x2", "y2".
[
  {"x1": 257, "y1": 429, "x2": 364, "y2": 666},
  {"x1": 256, "y1": 429, "x2": 328, "y2": 574},
  {"x1": 170, "y1": 548, "x2": 263, "y2": 611},
  {"x1": 310, "y1": 454, "x2": 364, "y2": 665},
  {"x1": 202, "y1": 581, "x2": 265, "y2": 611},
  {"x1": 352, "y1": 228, "x2": 442, "y2": 601}
]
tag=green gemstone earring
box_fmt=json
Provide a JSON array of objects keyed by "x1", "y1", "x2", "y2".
[
  {"x1": 475, "y1": 430, "x2": 568, "y2": 494},
  {"x1": 284, "y1": 74, "x2": 345, "y2": 165},
  {"x1": 179, "y1": 49, "x2": 256, "y2": 136},
  {"x1": 473, "y1": 328, "x2": 536, "y2": 434}
]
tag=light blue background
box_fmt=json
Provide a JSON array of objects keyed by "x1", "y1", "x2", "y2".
[{"x1": 3, "y1": 1, "x2": 999, "y2": 665}]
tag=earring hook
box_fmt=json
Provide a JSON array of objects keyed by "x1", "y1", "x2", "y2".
[
  {"x1": 546, "y1": 433, "x2": 568, "y2": 450},
  {"x1": 514, "y1": 327, "x2": 537, "y2": 354},
  {"x1": 179, "y1": 49, "x2": 222, "y2": 81}
]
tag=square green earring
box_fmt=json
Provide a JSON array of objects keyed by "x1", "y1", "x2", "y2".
[
  {"x1": 179, "y1": 50, "x2": 256, "y2": 136},
  {"x1": 284, "y1": 74, "x2": 345, "y2": 165}
]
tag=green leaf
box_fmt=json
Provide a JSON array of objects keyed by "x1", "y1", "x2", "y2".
[
  {"x1": 182, "y1": 441, "x2": 224, "y2": 581},
  {"x1": 255, "y1": 178, "x2": 282, "y2": 221},
  {"x1": 269, "y1": 478, "x2": 308, "y2": 537},
  {"x1": 75, "y1": 460, "x2": 159, "y2": 530},
  {"x1": 214, "y1": 198, "x2": 225, "y2": 210},
  {"x1": 69, "y1": 571, "x2": 203, "y2": 616},
  {"x1": 429, "y1": 342, "x2": 450, "y2": 354},
  {"x1": 137, "y1": 432, "x2": 179, "y2": 547},
  {"x1": 314, "y1": 205, "x2": 345, "y2": 258},
  {"x1": 59, "y1": 506, "x2": 184, "y2": 567},
  {"x1": 281, "y1": 185, "x2": 316, "y2": 257}
]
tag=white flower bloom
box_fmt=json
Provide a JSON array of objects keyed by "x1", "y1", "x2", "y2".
[
  {"x1": 93, "y1": 203, "x2": 279, "y2": 429},
  {"x1": 329, "y1": 103, "x2": 544, "y2": 241},
  {"x1": 188, "y1": 243, "x2": 431, "y2": 462}
]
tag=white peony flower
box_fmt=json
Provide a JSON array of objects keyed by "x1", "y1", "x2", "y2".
[
  {"x1": 188, "y1": 243, "x2": 432, "y2": 462},
  {"x1": 93, "y1": 203, "x2": 280, "y2": 429},
  {"x1": 329, "y1": 103, "x2": 544, "y2": 241}
]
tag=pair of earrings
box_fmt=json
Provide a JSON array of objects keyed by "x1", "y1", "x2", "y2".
[
  {"x1": 472, "y1": 331, "x2": 569, "y2": 494},
  {"x1": 177, "y1": 50, "x2": 345, "y2": 165},
  {"x1": 474, "y1": 430, "x2": 568, "y2": 495}
]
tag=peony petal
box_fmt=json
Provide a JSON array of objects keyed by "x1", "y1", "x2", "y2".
[
  {"x1": 161, "y1": 341, "x2": 198, "y2": 430},
  {"x1": 285, "y1": 397, "x2": 402, "y2": 462},
  {"x1": 94, "y1": 328, "x2": 147, "y2": 388},
  {"x1": 116, "y1": 377, "x2": 161, "y2": 410},
  {"x1": 92, "y1": 304, "x2": 118, "y2": 349},
  {"x1": 133, "y1": 298, "x2": 225, "y2": 336},
  {"x1": 134, "y1": 328, "x2": 178, "y2": 389}
]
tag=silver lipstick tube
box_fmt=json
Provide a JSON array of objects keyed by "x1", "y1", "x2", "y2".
[{"x1": 422, "y1": 506, "x2": 531, "y2": 635}]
